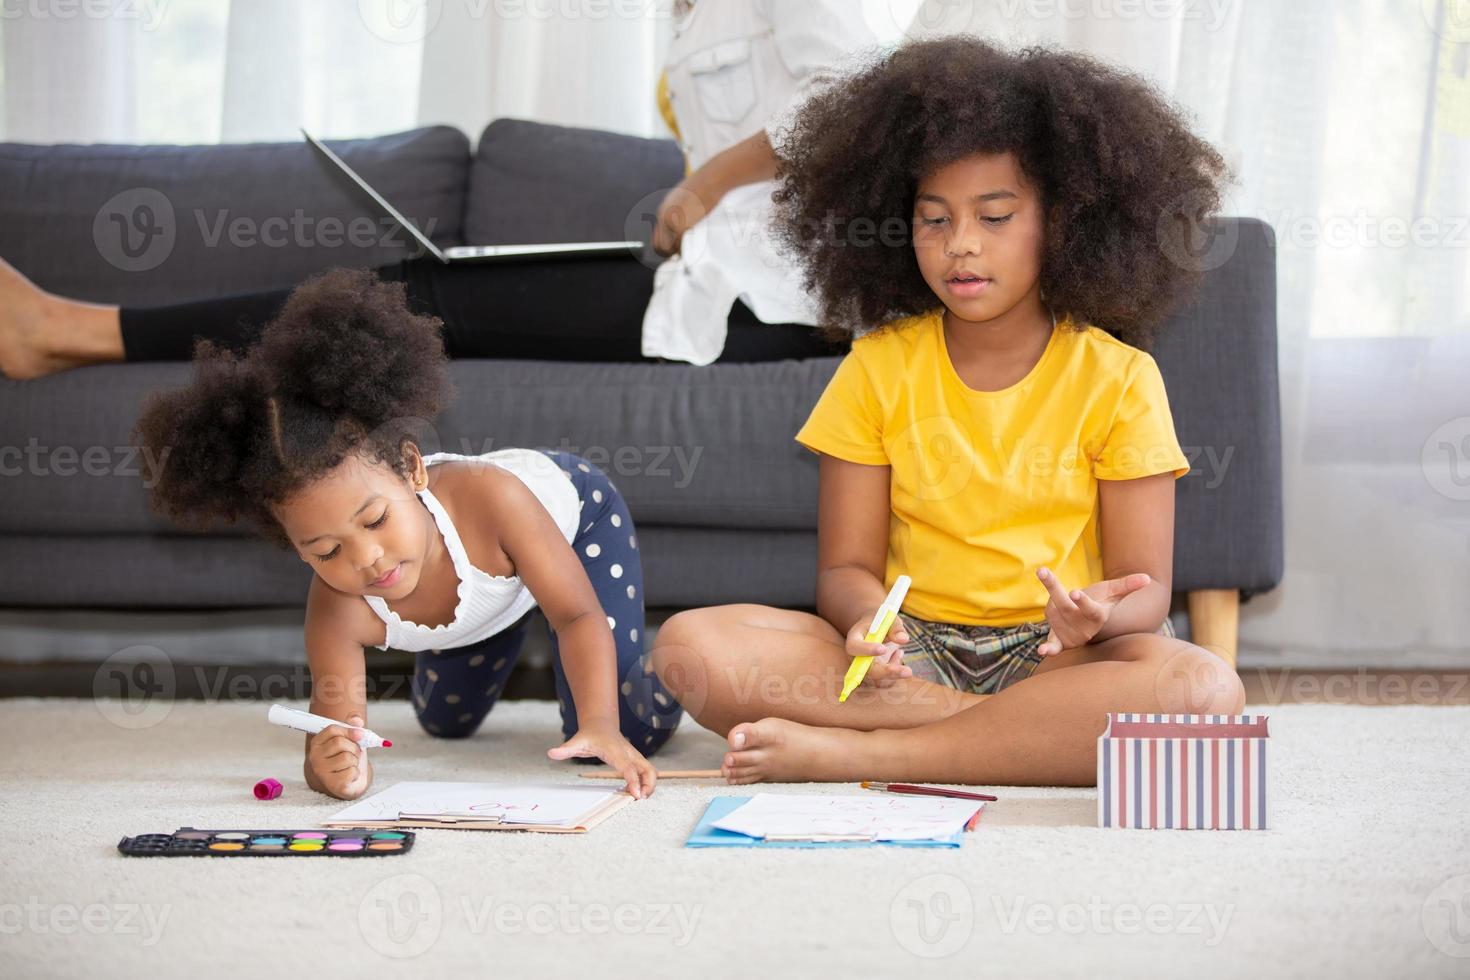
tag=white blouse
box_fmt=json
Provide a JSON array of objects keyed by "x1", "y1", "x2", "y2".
[
  {"x1": 642, "y1": 0, "x2": 878, "y2": 365},
  {"x1": 362, "y1": 449, "x2": 580, "y2": 653}
]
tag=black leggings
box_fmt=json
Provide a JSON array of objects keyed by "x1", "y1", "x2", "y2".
[{"x1": 118, "y1": 255, "x2": 844, "y2": 363}]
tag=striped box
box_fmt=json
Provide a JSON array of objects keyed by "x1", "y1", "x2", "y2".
[{"x1": 1098, "y1": 714, "x2": 1271, "y2": 830}]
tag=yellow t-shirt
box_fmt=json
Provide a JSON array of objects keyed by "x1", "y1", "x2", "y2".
[{"x1": 795, "y1": 310, "x2": 1190, "y2": 627}]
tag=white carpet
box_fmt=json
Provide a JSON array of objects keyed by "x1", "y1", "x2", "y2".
[{"x1": 3, "y1": 698, "x2": 1469, "y2": 979}]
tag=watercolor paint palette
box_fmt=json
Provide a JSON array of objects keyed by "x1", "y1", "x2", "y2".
[{"x1": 117, "y1": 827, "x2": 416, "y2": 857}]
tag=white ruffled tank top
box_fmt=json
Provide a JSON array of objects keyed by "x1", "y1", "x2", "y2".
[{"x1": 363, "y1": 448, "x2": 580, "y2": 652}]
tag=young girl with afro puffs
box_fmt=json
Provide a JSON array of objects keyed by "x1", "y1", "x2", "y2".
[
  {"x1": 135, "y1": 269, "x2": 681, "y2": 800},
  {"x1": 650, "y1": 37, "x2": 1246, "y2": 786}
]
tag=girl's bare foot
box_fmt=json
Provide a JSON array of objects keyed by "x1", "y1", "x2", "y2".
[
  {"x1": 0, "y1": 258, "x2": 123, "y2": 379},
  {"x1": 721, "y1": 717, "x2": 888, "y2": 784}
]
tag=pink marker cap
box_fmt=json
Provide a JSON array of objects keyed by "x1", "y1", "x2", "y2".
[{"x1": 253, "y1": 778, "x2": 283, "y2": 801}]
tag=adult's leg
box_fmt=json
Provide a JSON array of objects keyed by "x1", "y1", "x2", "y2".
[
  {"x1": 108, "y1": 255, "x2": 656, "y2": 363},
  {"x1": 649, "y1": 604, "x2": 983, "y2": 736},
  {"x1": 401, "y1": 256, "x2": 655, "y2": 361},
  {"x1": 111, "y1": 259, "x2": 848, "y2": 364},
  {"x1": 1, "y1": 252, "x2": 845, "y2": 377},
  {"x1": 0, "y1": 257, "x2": 126, "y2": 378},
  {"x1": 721, "y1": 301, "x2": 847, "y2": 362},
  {"x1": 2, "y1": 254, "x2": 626, "y2": 373},
  {"x1": 118, "y1": 261, "x2": 430, "y2": 361},
  {"x1": 0, "y1": 255, "x2": 380, "y2": 375},
  {"x1": 718, "y1": 632, "x2": 1246, "y2": 786},
  {"x1": 119, "y1": 284, "x2": 299, "y2": 360}
]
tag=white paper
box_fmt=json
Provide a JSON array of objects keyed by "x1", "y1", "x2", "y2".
[
  {"x1": 327, "y1": 782, "x2": 619, "y2": 827},
  {"x1": 709, "y1": 793, "x2": 982, "y2": 841}
]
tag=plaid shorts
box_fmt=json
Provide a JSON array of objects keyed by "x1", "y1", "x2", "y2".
[{"x1": 898, "y1": 613, "x2": 1176, "y2": 695}]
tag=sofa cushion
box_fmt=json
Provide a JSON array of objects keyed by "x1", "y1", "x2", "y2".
[
  {"x1": 0, "y1": 358, "x2": 837, "y2": 538},
  {"x1": 463, "y1": 118, "x2": 685, "y2": 247},
  {"x1": 0, "y1": 528, "x2": 819, "y2": 610},
  {"x1": 0, "y1": 126, "x2": 470, "y2": 307}
]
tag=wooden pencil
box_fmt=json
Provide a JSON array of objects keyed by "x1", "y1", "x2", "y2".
[
  {"x1": 579, "y1": 768, "x2": 723, "y2": 779},
  {"x1": 861, "y1": 780, "x2": 999, "y2": 802}
]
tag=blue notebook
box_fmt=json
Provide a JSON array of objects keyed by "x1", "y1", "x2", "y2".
[{"x1": 685, "y1": 796, "x2": 970, "y2": 849}]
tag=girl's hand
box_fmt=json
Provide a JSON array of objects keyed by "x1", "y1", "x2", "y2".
[
  {"x1": 303, "y1": 713, "x2": 374, "y2": 801},
  {"x1": 548, "y1": 726, "x2": 657, "y2": 800},
  {"x1": 844, "y1": 612, "x2": 913, "y2": 689},
  {"x1": 1036, "y1": 567, "x2": 1152, "y2": 656}
]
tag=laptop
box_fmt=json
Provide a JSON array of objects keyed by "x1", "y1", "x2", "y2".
[{"x1": 303, "y1": 129, "x2": 644, "y2": 265}]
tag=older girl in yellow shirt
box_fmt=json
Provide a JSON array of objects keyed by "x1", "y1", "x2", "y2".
[{"x1": 650, "y1": 38, "x2": 1245, "y2": 787}]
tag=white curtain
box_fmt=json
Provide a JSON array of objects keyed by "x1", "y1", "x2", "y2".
[
  {"x1": 0, "y1": 0, "x2": 928, "y2": 144},
  {"x1": 0, "y1": 0, "x2": 673, "y2": 145},
  {"x1": 906, "y1": 0, "x2": 1470, "y2": 668},
  {"x1": 414, "y1": 0, "x2": 673, "y2": 142}
]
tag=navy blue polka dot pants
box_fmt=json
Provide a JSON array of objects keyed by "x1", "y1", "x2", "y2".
[{"x1": 410, "y1": 451, "x2": 683, "y2": 756}]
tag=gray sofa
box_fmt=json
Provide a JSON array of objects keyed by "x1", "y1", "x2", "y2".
[{"x1": 0, "y1": 120, "x2": 1282, "y2": 667}]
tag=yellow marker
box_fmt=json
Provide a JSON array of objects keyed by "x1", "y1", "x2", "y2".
[{"x1": 839, "y1": 575, "x2": 912, "y2": 702}]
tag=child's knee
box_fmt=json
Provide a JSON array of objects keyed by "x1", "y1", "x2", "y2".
[
  {"x1": 415, "y1": 710, "x2": 484, "y2": 739},
  {"x1": 650, "y1": 609, "x2": 727, "y2": 685},
  {"x1": 1147, "y1": 639, "x2": 1245, "y2": 715},
  {"x1": 413, "y1": 685, "x2": 496, "y2": 739}
]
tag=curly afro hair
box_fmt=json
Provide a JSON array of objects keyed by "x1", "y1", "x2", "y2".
[
  {"x1": 133, "y1": 268, "x2": 452, "y2": 547},
  {"x1": 773, "y1": 37, "x2": 1229, "y2": 348}
]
